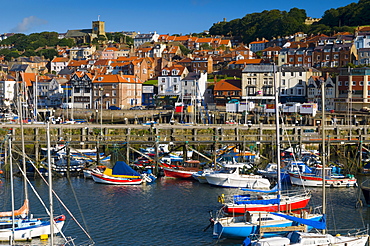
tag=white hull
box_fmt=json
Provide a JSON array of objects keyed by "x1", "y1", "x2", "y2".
[
  {"x1": 289, "y1": 173, "x2": 357, "y2": 188},
  {"x1": 0, "y1": 220, "x2": 64, "y2": 241},
  {"x1": 251, "y1": 231, "x2": 368, "y2": 246},
  {"x1": 205, "y1": 174, "x2": 270, "y2": 188}
]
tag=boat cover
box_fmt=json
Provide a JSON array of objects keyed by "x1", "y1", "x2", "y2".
[
  {"x1": 240, "y1": 185, "x2": 278, "y2": 193},
  {"x1": 0, "y1": 199, "x2": 29, "y2": 217},
  {"x1": 235, "y1": 198, "x2": 280, "y2": 205},
  {"x1": 270, "y1": 212, "x2": 326, "y2": 229},
  {"x1": 112, "y1": 161, "x2": 141, "y2": 176}
]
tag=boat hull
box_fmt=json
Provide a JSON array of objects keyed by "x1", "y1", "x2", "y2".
[
  {"x1": 223, "y1": 196, "x2": 311, "y2": 213},
  {"x1": 92, "y1": 173, "x2": 142, "y2": 185},
  {"x1": 289, "y1": 173, "x2": 357, "y2": 187},
  {"x1": 163, "y1": 168, "x2": 198, "y2": 179},
  {"x1": 205, "y1": 174, "x2": 270, "y2": 188},
  {"x1": 0, "y1": 217, "x2": 64, "y2": 241},
  {"x1": 213, "y1": 213, "x2": 323, "y2": 239}
]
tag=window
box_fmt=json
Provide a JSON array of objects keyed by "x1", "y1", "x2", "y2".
[
  {"x1": 173, "y1": 78, "x2": 177, "y2": 83},
  {"x1": 352, "y1": 81, "x2": 356, "y2": 86},
  {"x1": 184, "y1": 81, "x2": 188, "y2": 86},
  {"x1": 281, "y1": 89, "x2": 285, "y2": 94},
  {"x1": 162, "y1": 78, "x2": 165, "y2": 83},
  {"x1": 360, "y1": 81, "x2": 364, "y2": 86},
  {"x1": 298, "y1": 80, "x2": 303, "y2": 85},
  {"x1": 84, "y1": 88, "x2": 90, "y2": 93},
  {"x1": 345, "y1": 81, "x2": 348, "y2": 86},
  {"x1": 338, "y1": 81, "x2": 342, "y2": 86},
  {"x1": 174, "y1": 85, "x2": 178, "y2": 91},
  {"x1": 112, "y1": 84, "x2": 117, "y2": 89},
  {"x1": 252, "y1": 78, "x2": 257, "y2": 85},
  {"x1": 112, "y1": 90, "x2": 116, "y2": 96},
  {"x1": 247, "y1": 78, "x2": 252, "y2": 85},
  {"x1": 282, "y1": 79, "x2": 286, "y2": 86},
  {"x1": 298, "y1": 57, "x2": 302, "y2": 62},
  {"x1": 297, "y1": 89, "x2": 302, "y2": 95}
]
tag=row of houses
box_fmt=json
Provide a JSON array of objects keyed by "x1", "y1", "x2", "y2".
[{"x1": 1, "y1": 63, "x2": 369, "y2": 114}]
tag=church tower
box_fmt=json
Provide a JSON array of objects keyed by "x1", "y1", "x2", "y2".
[{"x1": 92, "y1": 18, "x2": 105, "y2": 36}]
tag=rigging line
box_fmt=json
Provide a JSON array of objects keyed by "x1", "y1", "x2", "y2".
[
  {"x1": 31, "y1": 159, "x2": 94, "y2": 241},
  {"x1": 14, "y1": 161, "x2": 70, "y2": 243},
  {"x1": 66, "y1": 174, "x2": 91, "y2": 236},
  {"x1": 12, "y1": 150, "x2": 94, "y2": 242}
]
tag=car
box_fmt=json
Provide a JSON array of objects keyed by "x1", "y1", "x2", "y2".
[
  {"x1": 162, "y1": 105, "x2": 174, "y2": 110},
  {"x1": 129, "y1": 106, "x2": 143, "y2": 110},
  {"x1": 108, "y1": 105, "x2": 121, "y2": 110},
  {"x1": 145, "y1": 105, "x2": 157, "y2": 110}
]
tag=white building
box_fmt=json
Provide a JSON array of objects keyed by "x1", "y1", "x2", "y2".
[
  {"x1": 277, "y1": 67, "x2": 321, "y2": 103},
  {"x1": 158, "y1": 65, "x2": 189, "y2": 96},
  {"x1": 134, "y1": 32, "x2": 159, "y2": 47},
  {"x1": 0, "y1": 79, "x2": 16, "y2": 107}
]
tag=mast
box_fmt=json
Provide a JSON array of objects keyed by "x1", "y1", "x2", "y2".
[
  {"x1": 320, "y1": 77, "x2": 326, "y2": 234},
  {"x1": 46, "y1": 113, "x2": 54, "y2": 244},
  {"x1": 8, "y1": 135, "x2": 15, "y2": 245},
  {"x1": 18, "y1": 72, "x2": 28, "y2": 209},
  {"x1": 273, "y1": 64, "x2": 281, "y2": 211}
]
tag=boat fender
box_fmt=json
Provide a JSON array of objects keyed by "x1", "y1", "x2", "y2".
[
  {"x1": 330, "y1": 184, "x2": 334, "y2": 188},
  {"x1": 217, "y1": 195, "x2": 225, "y2": 204},
  {"x1": 55, "y1": 215, "x2": 66, "y2": 221}
]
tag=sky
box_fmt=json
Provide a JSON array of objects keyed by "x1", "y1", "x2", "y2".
[{"x1": 0, "y1": 0, "x2": 359, "y2": 36}]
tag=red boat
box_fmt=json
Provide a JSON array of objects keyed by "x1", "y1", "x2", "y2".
[
  {"x1": 220, "y1": 191, "x2": 311, "y2": 214},
  {"x1": 163, "y1": 160, "x2": 202, "y2": 179}
]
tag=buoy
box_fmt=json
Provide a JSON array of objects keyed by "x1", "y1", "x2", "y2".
[{"x1": 40, "y1": 234, "x2": 48, "y2": 240}]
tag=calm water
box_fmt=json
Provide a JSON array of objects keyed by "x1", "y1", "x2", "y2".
[{"x1": 0, "y1": 176, "x2": 370, "y2": 246}]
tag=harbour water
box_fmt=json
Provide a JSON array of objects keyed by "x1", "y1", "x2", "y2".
[{"x1": 0, "y1": 176, "x2": 370, "y2": 246}]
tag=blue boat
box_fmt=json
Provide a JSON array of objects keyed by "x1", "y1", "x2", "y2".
[{"x1": 212, "y1": 211, "x2": 324, "y2": 239}]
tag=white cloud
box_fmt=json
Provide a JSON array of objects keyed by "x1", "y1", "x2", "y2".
[{"x1": 10, "y1": 16, "x2": 48, "y2": 33}]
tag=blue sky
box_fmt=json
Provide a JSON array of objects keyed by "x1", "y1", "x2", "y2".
[{"x1": 0, "y1": 0, "x2": 358, "y2": 35}]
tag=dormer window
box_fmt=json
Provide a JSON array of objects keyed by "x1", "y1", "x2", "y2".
[{"x1": 172, "y1": 69, "x2": 178, "y2": 75}]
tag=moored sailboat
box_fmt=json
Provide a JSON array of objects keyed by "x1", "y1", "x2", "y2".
[{"x1": 92, "y1": 161, "x2": 143, "y2": 184}]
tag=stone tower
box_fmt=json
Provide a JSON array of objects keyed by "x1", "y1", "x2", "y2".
[{"x1": 92, "y1": 20, "x2": 105, "y2": 36}]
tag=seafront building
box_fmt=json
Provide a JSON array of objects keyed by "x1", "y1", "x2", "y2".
[{"x1": 1, "y1": 21, "x2": 370, "y2": 113}]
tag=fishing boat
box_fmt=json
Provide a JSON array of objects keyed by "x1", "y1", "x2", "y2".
[
  {"x1": 92, "y1": 161, "x2": 143, "y2": 185},
  {"x1": 257, "y1": 161, "x2": 311, "y2": 183},
  {"x1": 163, "y1": 160, "x2": 202, "y2": 179},
  {"x1": 289, "y1": 167, "x2": 357, "y2": 188},
  {"x1": 83, "y1": 165, "x2": 106, "y2": 179},
  {"x1": 192, "y1": 168, "x2": 214, "y2": 183},
  {"x1": 205, "y1": 163, "x2": 271, "y2": 189},
  {"x1": 219, "y1": 188, "x2": 311, "y2": 213}
]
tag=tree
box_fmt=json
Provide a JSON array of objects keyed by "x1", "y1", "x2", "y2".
[
  {"x1": 58, "y1": 38, "x2": 75, "y2": 47},
  {"x1": 36, "y1": 49, "x2": 58, "y2": 60},
  {"x1": 179, "y1": 44, "x2": 190, "y2": 55}
]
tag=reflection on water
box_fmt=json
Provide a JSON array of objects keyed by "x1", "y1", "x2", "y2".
[{"x1": 0, "y1": 176, "x2": 369, "y2": 245}]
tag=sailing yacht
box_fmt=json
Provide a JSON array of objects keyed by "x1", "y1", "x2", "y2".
[
  {"x1": 212, "y1": 64, "x2": 323, "y2": 240},
  {"x1": 246, "y1": 73, "x2": 369, "y2": 246},
  {"x1": 0, "y1": 135, "x2": 65, "y2": 241}
]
